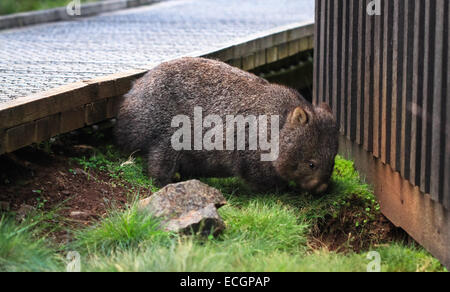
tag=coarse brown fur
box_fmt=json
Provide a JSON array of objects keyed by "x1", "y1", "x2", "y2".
[{"x1": 115, "y1": 57, "x2": 338, "y2": 193}]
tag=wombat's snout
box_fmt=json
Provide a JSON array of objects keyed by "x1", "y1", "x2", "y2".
[
  {"x1": 301, "y1": 177, "x2": 330, "y2": 195},
  {"x1": 313, "y1": 183, "x2": 329, "y2": 195}
]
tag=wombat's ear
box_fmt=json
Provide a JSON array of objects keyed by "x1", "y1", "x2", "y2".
[
  {"x1": 319, "y1": 103, "x2": 333, "y2": 114},
  {"x1": 289, "y1": 106, "x2": 309, "y2": 126}
]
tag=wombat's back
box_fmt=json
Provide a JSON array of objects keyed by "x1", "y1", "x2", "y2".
[{"x1": 115, "y1": 57, "x2": 306, "y2": 153}]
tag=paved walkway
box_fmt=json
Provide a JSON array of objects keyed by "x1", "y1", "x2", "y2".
[{"x1": 0, "y1": 0, "x2": 314, "y2": 103}]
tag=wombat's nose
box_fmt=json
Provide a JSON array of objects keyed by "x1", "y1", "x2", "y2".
[{"x1": 314, "y1": 183, "x2": 329, "y2": 194}]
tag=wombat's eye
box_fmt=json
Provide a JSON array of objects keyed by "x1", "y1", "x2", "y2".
[{"x1": 309, "y1": 163, "x2": 316, "y2": 170}]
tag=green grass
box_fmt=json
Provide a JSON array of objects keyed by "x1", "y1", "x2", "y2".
[
  {"x1": 73, "y1": 145, "x2": 158, "y2": 193},
  {"x1": 0, "y1": 214, "x2": 63, "y2": 272},
  {"x1": 72, "y1": 201, "x2": 175, "y2": 255},
  {"x1": 0, "y1": 141, "x2": 446, "y2": 271},
  {"x1": 0, "y1": 0, "x2": 98, "y2": 15}
]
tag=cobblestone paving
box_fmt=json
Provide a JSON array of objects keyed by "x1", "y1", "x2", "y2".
[{"x1": 0, "y1": 0, "x2": 314, "y2": 103}]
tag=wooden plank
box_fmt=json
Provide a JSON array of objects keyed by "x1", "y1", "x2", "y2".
[
  {"x1": 266, "y1": 47, "x2": 278, "y2": 64},
  {"x1": 233, "y1": 40, "x2": 256, "y2": 60},
  {"x1": 60, "y1": 106, "x2": 85, "y2": 133},
  {"x1": 409, "y1": 0, "x2": 423, "y2": 186},
  {"x1": 0, "y1": 68, "x2": 146, "y2": 132},
  {"x1": 430, "y1": 0, "x2": 445, "y2": 203},
  {"x1": 242, "y1": 54, "x2": 256, "y2": 71},
  {"x1": 228, "y1": 57, "x2": 243, "y2": 69},
  {"x1": 287, "y1": 23, "x2": 315, "y2": 41},
  {"x1": 299, "y1": 37, "x2": 311, "y2": 52},
  {"x1": 400, "y1": 0, "x2": 415, "y2": 181},
  {"x1": 420, "y1": 0, "x2": 435, "y2": 194},
  {"x1": 356, "y1": 0, "x2": 365, "y2": 146},
  {"x1": 318, "y1": 0, "x2": 326, "y2": 105},
  {"x1": 363, "y1": 0, "x2": 375, "y2": 152},
  {"x1": 288, "y1": 40, "x2": 300, "y2": 57},
  {"x1": 389, "y1": 0, "x2": 400, "y2": 171},
  {"x1": 254, "y1": 50, "x2": 266, "y2": 68},
  {"x1": 273, "y1": 31, "x2": 288, "y2": 47},
  {"x1": 85, "y1": 100, "x2": 108, "y2": 126},
  {"x1": 381, "y1": 0, "x2": 393, "y2": 164},
  {"x1": 338, "y1": 0, "x2": 347, "y2": 134},
  {"x1": 349, "y1": 0, "x2": 359, "y2": 142},
  {"x1": 314, "y1": 0, "x2": 320, "y2": 104},
  {"x1": 0, "y1": 82, "x2": 95, "y2": 130},
  {"x1": 372, "y1": 0, "x2": 381, "y2": 158},
  {"x1": 84, "y1": 75, "x2": 117, "y2": 99},
  {"x1": 0, "y1": 129, "x2": 6, "y2": 155},
  {"x1": 332, "y1": 0, "x2": 342, "y2": 122},
  {"x1": 277, "y1": 43, "x2": 289, "y2": 60},
  {"x1": 5, "y1": 122, "x2": 36, "y2": 153},
  {"x1": 107, "y1": 97, "x2": 119, "y2": 119},
  {"x1": 110, "y1": 69, "x2": 147, "y2": 96},
  {"x1": 35, "y1": 114, "x2": 61, "y2": 143},
  {"x1": 307, "y1": 35, "x2": 314, "y2": 51},
  {"x1": 346, "y1": 0, "x2": 354, "y2": 140},
  {"x1": 443, "y1": 0, "x2": 450, "y2": 210},
  {"x1": 324, "y1": 0, "x2": 331, "y2": 106}
]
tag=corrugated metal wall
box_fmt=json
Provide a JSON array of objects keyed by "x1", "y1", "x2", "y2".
[{"x1": 314, "y1": 0, "x2": 449, "y2": 209}]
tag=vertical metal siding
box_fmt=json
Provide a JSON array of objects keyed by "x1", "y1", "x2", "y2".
[{"x1": 314, "y1": 0, "x2": 450, "y2": 209}]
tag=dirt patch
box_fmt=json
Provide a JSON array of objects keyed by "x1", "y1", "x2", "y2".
[
  {"x1": 309, "y1": 204, "x2": 413, "y2": 253},
  {"x1": 0, "y1": 146, "x2": 130, "y2": 225}
]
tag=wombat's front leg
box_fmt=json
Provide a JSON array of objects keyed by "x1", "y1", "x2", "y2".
[{"x1": 146, "y1": 143, "x2": 180, "y2": 188}]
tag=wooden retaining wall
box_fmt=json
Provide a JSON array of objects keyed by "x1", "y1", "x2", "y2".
[{"x1": 314, "y1": 0, "x2": 449, "y2": 268}]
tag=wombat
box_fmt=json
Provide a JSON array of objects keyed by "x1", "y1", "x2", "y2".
[{"x1": 115, "y1": 57, "x2": 338, "y2": 193}]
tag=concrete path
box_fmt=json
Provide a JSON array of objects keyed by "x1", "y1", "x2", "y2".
[{"x1": 0, "y1": 0, "x2": 314, "y2": 103}]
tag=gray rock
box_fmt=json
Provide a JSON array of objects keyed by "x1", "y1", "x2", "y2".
[{"x1": 139, "y1": 180, "x2": 227, "y2": 236}]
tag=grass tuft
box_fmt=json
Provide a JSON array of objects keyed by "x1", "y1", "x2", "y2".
[
  {"x1": 72, "y1": 202, "x2": 175, "y2": 255},
  {"x1": 0, "y1": 215, "x2": 62, "y2": 272}
]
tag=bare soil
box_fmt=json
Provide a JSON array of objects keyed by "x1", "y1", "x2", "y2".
[
  {"x1": 0, "y1": 139, "x2": 131, "y2": 226},
  {"x1": 309, "y1": 211, "x2": 411, "y2": 253}
]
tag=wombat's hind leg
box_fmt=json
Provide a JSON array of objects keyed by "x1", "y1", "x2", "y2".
[{"x1": 146, "y1": 145, "x2": 180, "y2": 188}]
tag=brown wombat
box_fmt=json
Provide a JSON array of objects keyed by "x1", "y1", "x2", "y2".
[{"x1": 115, "y1": 57, "x2": 338, "y2": 193}]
